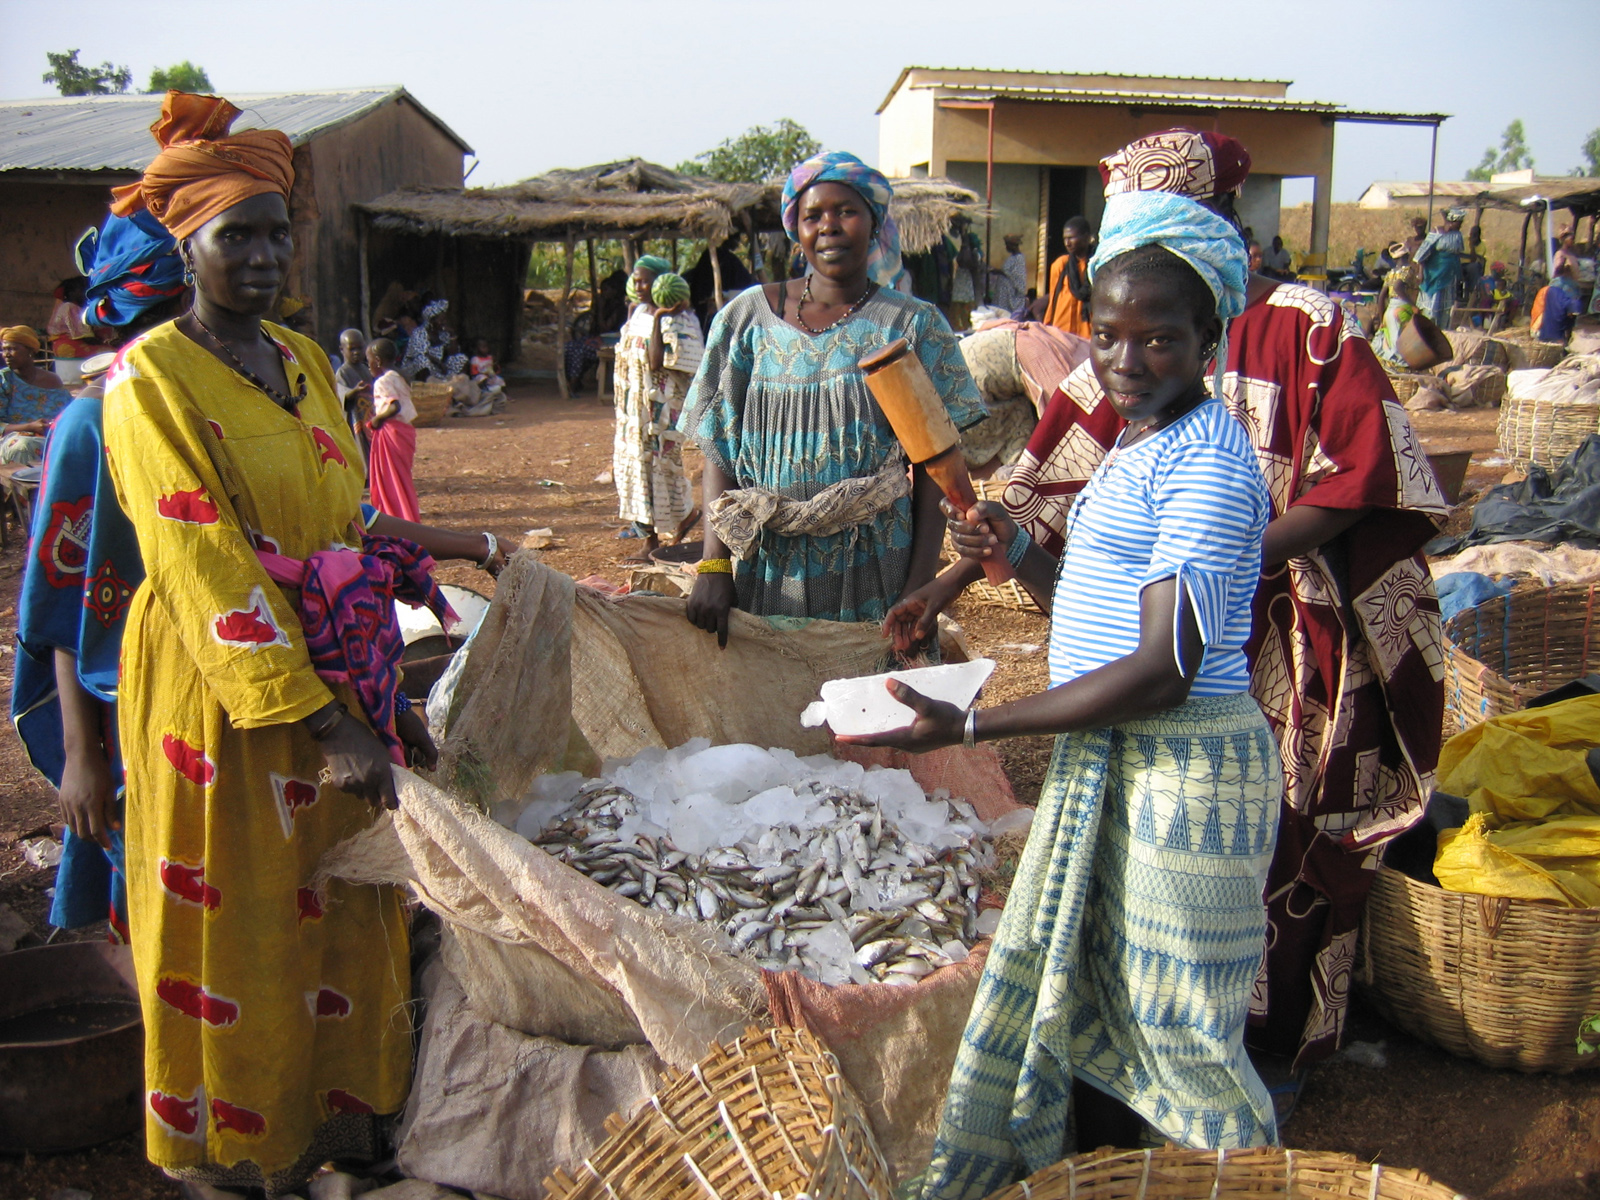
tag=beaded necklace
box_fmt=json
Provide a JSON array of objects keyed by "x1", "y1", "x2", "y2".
[
  {"x1": 795, "y1": 277, "x2": 876, "y2": 336},
  {"x1": 189, "y1": 311, "x2": 307, "y2": 412}
]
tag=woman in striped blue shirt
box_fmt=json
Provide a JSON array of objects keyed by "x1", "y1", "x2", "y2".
[{"x1": 844, "y1": 192, "x2": 1281, "y2": 1198}]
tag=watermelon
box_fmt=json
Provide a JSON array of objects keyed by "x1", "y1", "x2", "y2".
[{"x1": 651, "y1": 272, "x2": 691, "y2": 310}]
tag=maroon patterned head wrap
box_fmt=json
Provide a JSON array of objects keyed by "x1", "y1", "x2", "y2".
[{"x1": 1099, "y1": 129, "x2": 1252, "y2": 201}]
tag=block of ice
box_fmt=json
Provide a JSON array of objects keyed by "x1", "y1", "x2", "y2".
[
  {"x1": 801, "y1": 920, "x2": 857, "y2": 987},
  {"x1": 939, "y1": 939, "x2": 970, "y2": 964},
  {"x1": 670, "y1": 743, "x2": 789, "y2": 805},
  {"x1": 800, "y1": 659, "x2": 996, "y2": 737},
  {"x1": 975, "y1": 908, "x2": 1003, "y2": 937},
  {"x1": 669, "y1": 792, "x2": 746, "y2": 855},
  {"x1": 743, "y1": 785, "x2": 799, "y2": 826},
  {"x1": 988, "y1": 807, "x2": 1035, "y2": 837},
  {"x1": 512, "y1": 771, "x2": 589, "y2": 838}
]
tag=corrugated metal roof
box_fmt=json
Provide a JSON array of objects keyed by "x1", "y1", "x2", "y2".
[
  {"x1": 931, "y1": 83, "x2": 1344, "y2": 113},
  {"x1": 0, "y1": 87, "x2": 471, "y2": 174}
]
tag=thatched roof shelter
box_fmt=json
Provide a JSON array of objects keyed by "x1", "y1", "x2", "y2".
[
  {"x1": 356, "y1": 159, "x2": 983, "y2": 397},
  {"x1": 356, "y1": 157, "x2": 982, "y2": 252}
]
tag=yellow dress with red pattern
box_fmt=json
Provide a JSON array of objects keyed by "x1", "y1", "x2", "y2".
[{"x1": 102, "y1": 320, "x2": 410, "y2": 1192}]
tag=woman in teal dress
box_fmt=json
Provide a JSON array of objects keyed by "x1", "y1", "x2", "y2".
[{"x1": 682, "y1": 152, "x2": 984, "y2": 645}]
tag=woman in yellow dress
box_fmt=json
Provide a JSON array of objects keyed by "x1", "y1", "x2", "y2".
[{"x1": 103, "y1": 92, "x2": 428, "y2": 1197}]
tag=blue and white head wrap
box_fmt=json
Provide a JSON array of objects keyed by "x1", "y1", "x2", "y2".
[
  {"x1": 1088, "y1": 190, "x2": 1251, "y2": 394},
  {"x1": 782, "y1": 151, "x2": 909, "y2": 293}
]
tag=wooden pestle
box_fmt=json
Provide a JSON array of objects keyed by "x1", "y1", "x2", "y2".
[{"x1": 859, "y1": 338, "x2": 1016, "y2": 584}]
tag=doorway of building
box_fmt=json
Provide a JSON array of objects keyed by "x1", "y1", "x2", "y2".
[{"x1": 1043, "y1": 166, "x2": 1091, "y2": 275}]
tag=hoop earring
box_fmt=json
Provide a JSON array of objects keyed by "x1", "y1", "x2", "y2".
[{"x1": 182, "y1": 259, "x2": 196, "y2": 288}]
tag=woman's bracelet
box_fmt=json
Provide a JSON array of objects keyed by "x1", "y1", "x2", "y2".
[
  {"x1": 1005, "y1": 526, "x2": 1032, "y2": 570},
  {"x1": 479, "y1": 531, "x2": 499, "y2": 566},
  {"x1": 395, "y1": 692, "x2": 412, "y2": 715},
  {"x1": 963, "y1": 707, "x2": 979, "y2": 749},
  {"x1": 697, "y1": 558, "x2": 734, "y2": 575},
  {"x1": 305, "y1": 701, "x2": 349, "y2": 741}
]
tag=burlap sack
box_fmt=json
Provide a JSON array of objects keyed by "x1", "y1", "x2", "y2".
[{"x1": 322, "y1": 552, "x2": 1024, "y2": 1188}]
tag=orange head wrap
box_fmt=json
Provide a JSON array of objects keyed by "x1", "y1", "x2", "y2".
[
  {"x1": 110, "y1": 91, "x2": 294, "y2": 241},
  {"x1": 1, "y1": 326, "x2": 41, "y2": 351}
]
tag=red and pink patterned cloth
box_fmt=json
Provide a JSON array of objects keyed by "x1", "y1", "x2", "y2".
[{"x1": 258, "y1": 535, "x2": 456, "y2": 764}]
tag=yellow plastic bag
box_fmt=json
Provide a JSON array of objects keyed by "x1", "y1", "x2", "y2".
[
  {"x1": 1434, "y1": 813, "x2": 1600, "y2": 906},
  {"x1": 1438, "y1": 693, "x2": 1600, "y2": 821}
]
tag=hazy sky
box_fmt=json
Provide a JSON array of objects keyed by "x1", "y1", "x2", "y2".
[{"x1": 3, "y1": 0, "x2": 1595, "y2": 203}]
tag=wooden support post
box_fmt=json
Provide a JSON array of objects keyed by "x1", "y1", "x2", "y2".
[
  {"x1": 357, "y1": 214, "x2": 371, "y2": 337},
  {"x1": 556, "y1": 233, "x2": 574, "y2": 400},
  {"x1": 671, "y1": 238, "x2": 679, "y2": 270},
  {"x1": 743, "y1": 212, "x2": 758, "y2": 277},
  {"x1": 709, "y1": 236, "x2": 724, "y2": 313},
  {"x1": 586, "y1": 238, "x2": 599, "y2": 316}
]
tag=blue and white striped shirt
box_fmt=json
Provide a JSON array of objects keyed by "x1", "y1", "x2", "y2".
[{"x1": 1048, "y1": 399, "x2": 1270, "y2": 696}]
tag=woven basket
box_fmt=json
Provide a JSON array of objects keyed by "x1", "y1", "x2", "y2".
[
  {"x1": 1494, "y1": 333, "x2": 1568, "y2": 370},
  {"x1": 1469, "y1": 369, "x2": 1507, "y2": 409},
  {"x1": 543, "y1": 1026, "x2": 891, "y2": 1200},
  {"x1": 1384, "y1": 372, "x2": 1437, "y2": 404},
  {"x1": 1441, "y1": 582, "x2": 1600, "y2": 733},
  {"x1": 1360, "y1": 864, "x2": 1600, "y2": 1073},
  {"x1": 1441, "y1": 330, "x2": 1511, "y2": 371},
  {"x1": 1495, "y1": 389, "x2": 1600, "y2": 470},
  {"x1": 981, "y1": 1146, "x2": 1468, "y2": 1200},
  {"x1": 410, "y1": 381, "x2": 452, "y2": 428},
  {"x1": 947, "y1": 477, "x2": 1044, "y2": 615}
]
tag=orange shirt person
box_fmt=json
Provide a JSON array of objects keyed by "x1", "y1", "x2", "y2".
[{"x1": 1041, "y1": 216, "x2": 1094, "y2": 337}]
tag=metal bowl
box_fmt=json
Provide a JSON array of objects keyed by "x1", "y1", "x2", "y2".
[{"x1": 0, "y1": 941, "x2": 144, "y2": 1153}]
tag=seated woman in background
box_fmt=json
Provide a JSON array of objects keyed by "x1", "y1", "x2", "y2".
[
  {"x1": 0, "y1": 325, "x2": 73, "y2": 461},
  {"x1": 681, "y1": 151, "x2": 983, "y2": 646},
  {"x1": 845, "y1": 184, "x2": 1278, "y2": 1195},
  {"x1": 366, "y1": 337, "x2": 421, "y2": 522}
]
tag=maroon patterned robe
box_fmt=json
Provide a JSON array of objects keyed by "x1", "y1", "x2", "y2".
[{"x1": 1004, "y1": 283, "x2": 1448, "y2": 1066}]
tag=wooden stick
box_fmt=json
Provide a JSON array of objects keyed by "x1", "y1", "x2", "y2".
[
  {"x1": 557, "y1": 232, "x2": 574, "y2": 400},
  {"x1": 859, "y1": 339, "x2": 1015, "y2": 585},
  {"x1": 710, "y1": 237, "x2": 725, "y2": 312},
  {"x1": 357, "y1": 213, "x2": 371, "y2": 338},
  {"x1": 587, "y1": 237, "x2": 599, "y2": 316}
]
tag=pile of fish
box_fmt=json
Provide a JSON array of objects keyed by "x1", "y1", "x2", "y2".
[{"x1": 500, "y1": 740, "x2": 1014, "y2": 986}]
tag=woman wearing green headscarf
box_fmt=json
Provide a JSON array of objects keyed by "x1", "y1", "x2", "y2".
[{"x1": 613, "y1": 255, "x2": 704, "y2": 557}]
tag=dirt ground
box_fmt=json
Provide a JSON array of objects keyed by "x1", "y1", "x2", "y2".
[{"x1": 1, "y1": 387, "x2": 1593, "y2": 1199}]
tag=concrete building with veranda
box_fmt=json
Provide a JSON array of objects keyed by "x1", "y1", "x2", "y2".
[{"x1": 876, "y1": 67, "x2": 1445, "y2": 291}]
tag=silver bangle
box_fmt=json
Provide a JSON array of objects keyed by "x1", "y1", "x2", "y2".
[
  {"x1": 963, "y1": 707, "x2": 978, "y2": 749},
  {"x1": 479, "y1": 531, "x2": 499, "y2": 566}
]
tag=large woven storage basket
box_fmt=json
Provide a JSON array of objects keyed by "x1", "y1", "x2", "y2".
[
  {"x1": 1441, "y1": 582, "x2": 1600, "y2": 733},
  {"x1": 947, "y1": 477, "x2": 1044, "y2": 615},
  {"x1": 1360, "y1": 864, "x2": 1600, "y2": 1073},
  {"x1": 1384, "y1": 371, "x2": 1436, "y2": 404},
  {"x1": 981, "y1": 1146, "x2": 1468, "y2": 1200},
  {"x1": 543, "y1": 1025, "x2": 891, "y2": 1200},
  {"x1": 410, "y1": 381, "x2": 452, "y2": 428},
  {"x1": 1496, "y1": 389, "x2": 1600, "y2": 469},
  {"x1": 1494, "y1": 332, "x2": 1568, "y2": 370}
]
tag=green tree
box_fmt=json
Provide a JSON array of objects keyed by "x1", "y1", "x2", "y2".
[
  {"x1": 1573, "y1": 128, "x2": 1600, "y2": 178},
  {"x1": 678, "y1": 119, "x2": 822, "y2": 183},
  {"x1": 43, "y1": 48, "x2": 132, "y2": 96},
  {"x1": 1464, "y1": 119, "x2": 1536, "y2": 181},
  {"x1": 147, "y1": 61, "x2": 213, "y2": 93}
]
